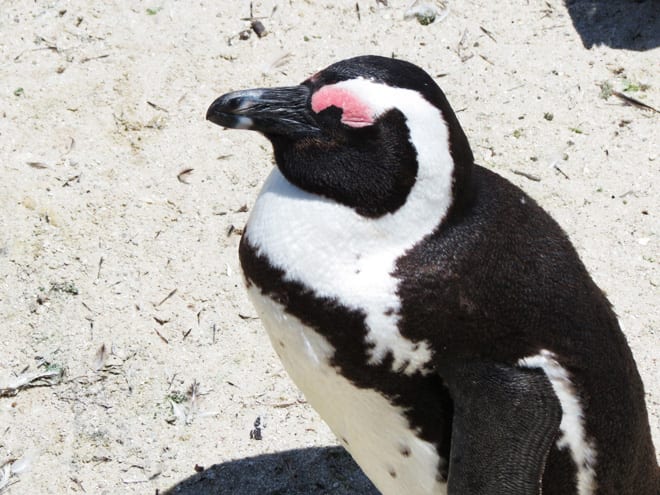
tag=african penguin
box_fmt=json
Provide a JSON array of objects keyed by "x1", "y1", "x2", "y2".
[{"x1": 207, "y1": 56, "x2": 659, "y2": 495}]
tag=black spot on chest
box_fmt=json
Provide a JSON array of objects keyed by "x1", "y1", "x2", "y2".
[{"x1": 239, "y1": 235, "x2": 453, "y2": 464}]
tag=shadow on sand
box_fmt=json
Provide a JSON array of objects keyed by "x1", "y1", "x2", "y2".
[
  {"x1": 160, "y1": 446, "x2": 380, "y2": 495},
  {"x1": 565, "y1": 0, "x2": 659, "y2": 50}
]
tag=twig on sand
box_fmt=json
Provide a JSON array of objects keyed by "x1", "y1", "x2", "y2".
[
  {"x1": 553, "y1": 164, "x2": 570, "y2": 179},
  {"x1": 154, "y1": 288, "x2": 177, "y2": 307},
  {"x1": 80, "y1": 54, "x2": 109, "y2": 63},
  {"x1": 512, "y1": 170, "x2": 541, "y2": 182},
  {"x1": 154, "y1": 329, "x2": 169, "y2": 344},
  {"x1": 480, "y1": 26, "x2": 497, "y2": 42},
  {"x1": 0, "y1": 368, "x2": 63, "y2": 398},
  {"x1": 612, "y1": 91, "x2": 658, "y2": 113},
  {"x1": 147, "y1": 101, "x2": 169, "y2": 113},
  {"x1": 177, "y1": 168, "x2": 194, "y2": 184}
]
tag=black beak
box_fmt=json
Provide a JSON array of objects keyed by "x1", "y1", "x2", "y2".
[{"x1": 206, "y1": 85, "x2": 320, "y2": 137}]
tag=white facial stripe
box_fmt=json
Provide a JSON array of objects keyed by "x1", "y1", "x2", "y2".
[
  {"x1": 245, "y1": 79, "x2": 454, "y2": 373},
  {"x1": 248, "y1": 286, "x2": 448, "y2": 495},
  {"x1": 518, "y1": 350, "x2": 597, "y2": 495}
]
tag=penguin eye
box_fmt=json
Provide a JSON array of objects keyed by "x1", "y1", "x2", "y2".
[{"x1": 311, "y1": 86, "x2": 374, "y2": 128}]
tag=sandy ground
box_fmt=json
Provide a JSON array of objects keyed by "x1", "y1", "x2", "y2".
[{"x1": 0, "y1": 1, "x2": 657, "y2": 494}]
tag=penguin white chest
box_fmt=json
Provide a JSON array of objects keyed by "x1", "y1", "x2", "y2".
[{"x1": 247, "y1": 286, "x2": 447, "y2": 495}]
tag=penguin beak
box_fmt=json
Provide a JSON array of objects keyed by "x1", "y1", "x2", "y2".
[{"x1": 206, "y1": 85, "x2": 320, "y2": 137}]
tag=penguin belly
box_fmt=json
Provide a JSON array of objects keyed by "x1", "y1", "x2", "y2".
[{"x1": 247, "y1": 285, "x2": 448, "y2": 495}]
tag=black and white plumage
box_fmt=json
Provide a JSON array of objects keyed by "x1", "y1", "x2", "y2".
[{"x1": 207, "y1": 56, "x2": 659, "y2": 495}]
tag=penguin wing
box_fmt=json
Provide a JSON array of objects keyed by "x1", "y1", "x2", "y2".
[{"x1": 438, "y1": 360, "x2": 562, "y2": 495}]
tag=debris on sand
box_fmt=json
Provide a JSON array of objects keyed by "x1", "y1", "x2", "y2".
[{"x1": 404, "y1": 0, "x2": 449, "y2": 25}]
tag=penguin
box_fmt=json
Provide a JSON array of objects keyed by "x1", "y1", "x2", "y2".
[{"x1": 206, "y1": 56, "x2": 659, "y2": 495}]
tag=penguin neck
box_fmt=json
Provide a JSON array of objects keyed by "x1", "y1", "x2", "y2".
[
  {"x1": 243, "y1": 100, "x2": 466, "y2": 370},
  {"x1": 244, "y1": 94, "x2": 460, "y2": 279}
]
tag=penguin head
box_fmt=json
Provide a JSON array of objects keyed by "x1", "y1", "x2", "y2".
[{"x1": 208, "y1": 55, "x2": 473, "y2": 219}]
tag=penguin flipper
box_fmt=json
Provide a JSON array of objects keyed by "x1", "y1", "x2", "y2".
[{"x1": 440, "y1": 360, "x2": 562, "y2": 495}]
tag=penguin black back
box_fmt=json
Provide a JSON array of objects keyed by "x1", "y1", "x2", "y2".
[{"x1": 395, "y1": 164, "x2": 659, "y2": 494}]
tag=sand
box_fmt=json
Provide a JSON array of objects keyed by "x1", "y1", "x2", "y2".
[{"x1": 0, "y1": 1, "x2": 657, "y2": 493}]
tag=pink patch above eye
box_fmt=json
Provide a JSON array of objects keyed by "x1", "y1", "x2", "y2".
[{"x1": 311, "y1": 86, "x2": 374, "y2": 128}]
